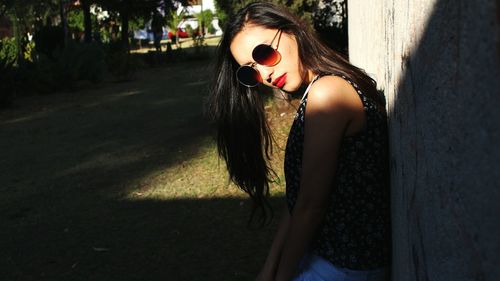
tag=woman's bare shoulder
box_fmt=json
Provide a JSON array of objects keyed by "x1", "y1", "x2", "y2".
[{"x1": 306, "y1": 75, "x2": 363, "y2": 116}]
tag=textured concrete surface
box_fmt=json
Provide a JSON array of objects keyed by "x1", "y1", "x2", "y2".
[{"x1": 349, "y1": 0, "x2": 500, "y2": 280}]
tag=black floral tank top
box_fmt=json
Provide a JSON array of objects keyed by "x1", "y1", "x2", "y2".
[{"x1": 284, "y1": 74, "x2": 391, "y2": 270}]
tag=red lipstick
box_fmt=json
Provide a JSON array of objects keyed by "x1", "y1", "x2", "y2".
[{"x1": 272, "y1": 73, "x2": 287, "y2": 88}]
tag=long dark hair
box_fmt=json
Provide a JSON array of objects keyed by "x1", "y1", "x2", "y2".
[{"x1": 207, "y1": 2, "x2": 382, "y2": 225}]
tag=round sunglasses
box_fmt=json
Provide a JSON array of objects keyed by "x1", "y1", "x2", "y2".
[{"x1": 236, "y1": 29, "x2": 283, "y2": 87}]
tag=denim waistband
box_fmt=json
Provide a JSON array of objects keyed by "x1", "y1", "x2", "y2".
[{"x1": 306, "y1": 254, "x2": 388, "y2": 281}]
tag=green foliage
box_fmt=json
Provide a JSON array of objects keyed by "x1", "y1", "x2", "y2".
[
  {"x1": 213, "y1": 0, "x2": 349, "y2": 51},
  {"x1": 0, "y1": 37, "x2": 17, "y2": 65},
  {"x1": 185, "y1": 24, "x2": 195, "y2": 38},
  {"x1": 207, "y1": 23, "x2": 216, "y2": 35},
  {"x1": 129, "y1": 16, "x2": 146, "y2": 32},
  {"x1": 214, "y1": 0, "x2": 318, "y2": 25},
  {"x1": 215, "y1": 9, "x2": 227, "y2": 30},
  {"x1": 312, "y1": 0, "x2": 348, "y2": 52},
  {"x1": 166, "y1": 10, "x2": 184, "y2": 46},
  {"x1": 195, "y1": 10, "x2": 213, "y2": 34},
  {"x1": 94, "y1": 0, "x2": 173, "y2": 46},
  {"x1": 185, "y1": 21, "x2": 206, "y2": 55},
  {"x1": 67, "y1": 9, "x2": 84, "y2": 33},
  {"x1": 166, "y1": 10, "x2": 184, "y2": 34},
  {"x1": 287, "y1": 0, "x2": 318, "y2": 24},
  {"x1": 0, "y1": 0, "x2": 59, "y2": 67},
  {"x1": 23, "y1": 41, "x2": 35, "y2": 62},
  {"x1": 95, "y1": 0, "x2": 164, "y2": 19}
]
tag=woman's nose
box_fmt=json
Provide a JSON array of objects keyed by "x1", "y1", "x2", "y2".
[{"x1": 255, "y1": 65, "x2": 274, "y2": 84}]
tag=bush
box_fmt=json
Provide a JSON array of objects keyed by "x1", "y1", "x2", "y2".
[
  {"x1": 0, "y1": 37, "x2": 18, "y2": 65},
  {"x1": 107, "y1": 50, "x2": 142, "y2": 82},
  {"x1": 0, "y1": 38, "x2": 107, "y2": 97},
  {"x1": 207, "y1": 23, "x2": 216, "y2": 35},
  {"x1": 33, "y1": 25, "x2": 65, "y2": 59},
  {"x1": 23, "y1": 41, "x2": 36, "y2": 62},
  {"x1": 35, "y1": 41, "x2": 106, "y2": 91},
  {"x1": 184, "y1": 24, "x2": 205, "y2": 54},
  {"x1": 0, "y1": 58, "x2": 16, "y2": 108},
  {"x1": 48, "y1": 42, "x2": 84, "y2": 90},
  {"x1": 1, "y1": 38, "x2": 19, "y2": 107},
  {"x1": 185, "y1": 24, "x2": 194, "y2": 37},
  {"x1": 18, "y1": 58, "x2": 53, "y2": 94},
  {"x1": 76, "y1": 42, "x2": 106, "y2": 83},
  {"x1": 17, "y1": 41, "x2": 108, "y2": 93}
]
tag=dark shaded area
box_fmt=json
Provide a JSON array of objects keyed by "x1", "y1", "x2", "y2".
[
  {"x1": 384, "y1": 0, "x2": 499, "y2": 280},
  {"x1": 316, "y1": 25, "x2": 348, "y2": 56},
  {"x1": 1, "y1": 196, "x2": 284, "y2": 281}
]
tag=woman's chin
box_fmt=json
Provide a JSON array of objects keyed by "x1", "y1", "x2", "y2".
[{"x1": 283, "y1": 83, "x2": 301, "y2": 93}]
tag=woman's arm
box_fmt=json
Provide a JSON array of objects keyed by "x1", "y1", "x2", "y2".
[
  {"x1": 274, "y1": 76, "x2": 363, "y2": 281},
  {"x1": 256, "y1": 207, "x2": 291, "y2": 281}
]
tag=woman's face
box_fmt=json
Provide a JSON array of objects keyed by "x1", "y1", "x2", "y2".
[{"x1": 230, "y1": 24, "x2": 313, "y2": 92}]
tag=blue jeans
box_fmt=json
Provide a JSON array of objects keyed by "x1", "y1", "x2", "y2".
[{"x1": 293, "y1": 254, "x2": 389, "y2": 281}]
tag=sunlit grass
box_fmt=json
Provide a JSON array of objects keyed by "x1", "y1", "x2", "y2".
[
  {"x1": 125, "y1": 102, "x2": 294, "y2": 201},
  {"x1": 121, "y1": 87, "x2": 297, "y2": 203}
]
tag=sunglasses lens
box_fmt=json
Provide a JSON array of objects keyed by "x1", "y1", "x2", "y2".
[
  {"x1": 252, "y1": 44, "x2": 281, "y2": 66},
  {"x1": 237, "y1": 66, "x2": 261, "y2": 87}
]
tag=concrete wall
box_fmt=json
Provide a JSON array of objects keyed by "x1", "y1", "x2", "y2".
[{"x1": 348, "y1": 0, "x2": 500, "y2": 280}]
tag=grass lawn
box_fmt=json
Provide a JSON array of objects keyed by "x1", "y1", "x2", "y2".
[{"x1": 0, "y1": 47, "x2": 298, "y2": 280}]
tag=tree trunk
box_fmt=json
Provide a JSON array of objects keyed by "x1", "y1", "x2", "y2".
[
  {"x1": 9, "y1": 12, "x2": 22, "y2": 64},
  {"x1": 81, "y1": 0, "x2": 92, "y2": 43},
  {"x1": 120, "y1": 10, "x2": 129, "y2": 51},
  {"x1": 349, "y1": 0, "x2": 500, "y2": 280},
  {"x1": 59, "y1": 0, "x2": 68, "y2": 45}
]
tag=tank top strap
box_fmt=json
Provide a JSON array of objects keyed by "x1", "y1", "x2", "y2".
[
  {"x1": 302, "y1": 73, "x2": 371, "y2": 104},
  {"x1": 299, "y1": 73, "x2": 378, "y2": 115},
  {"x1": 299, "y1": 74, "x2": 321, "y2": 104}
]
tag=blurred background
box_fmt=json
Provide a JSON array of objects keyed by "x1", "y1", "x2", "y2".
[{"x1": 0, "y1": 0, "x2": 348, "y2": 108}]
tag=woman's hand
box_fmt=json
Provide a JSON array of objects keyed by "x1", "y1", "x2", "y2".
[
  {"x1": 255, "y1": 207, "x2": 291, "y2": 281},
  {"x1": 255, "y1": 267, "x2": 274, "y2": 281}
]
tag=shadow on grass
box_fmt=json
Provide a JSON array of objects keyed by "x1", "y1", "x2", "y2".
[
  {"x1": 2, "y1": 196, "x2": 284, "y2": 281},
  {"x1": 0, "y1": 57, "x2": 216, "y2": 197}
]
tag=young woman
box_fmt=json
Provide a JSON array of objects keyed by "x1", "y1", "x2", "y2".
[{"x1": 208, "y1": 2, "x2": 391, "y2": 281}]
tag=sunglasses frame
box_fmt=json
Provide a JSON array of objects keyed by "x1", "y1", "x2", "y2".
[{"x1": 236, "y1": 29, "x2": 283, "y2": 87}]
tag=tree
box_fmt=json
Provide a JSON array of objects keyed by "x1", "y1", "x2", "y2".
[
  {"x1": 214, "y1": 0, "x2": 318, "y2": 26},
  {"x1": 95, "y1": 0, "x2": 178, "y2": 50},
  {"x1": 0, "y1": 0, "x2": 60, "y2": 63},
  {"x1": 214, "y1": 0, "x2": 348, "y2": 54},
  {"x1": 313, "y1": 0, "x2": 348, "y2": 53},
  {"x1": 195, "y1": 9, "x2": 213, "y2": 37},
  {"x1": 166, "y1": 9, "x2": 183, "y2": 47},
  {"x1": 80, "y1": 0, "x2": 92, "y2": 43}
]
